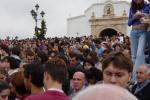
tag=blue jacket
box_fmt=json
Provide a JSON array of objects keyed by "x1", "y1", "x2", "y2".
[{"x1": 128, "y1": 3, "x2": 150, "y2": 26}]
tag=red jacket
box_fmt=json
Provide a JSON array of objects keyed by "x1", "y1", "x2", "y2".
[{"x1": 24, "y1": 90, "x2": 70, "y2": 100}]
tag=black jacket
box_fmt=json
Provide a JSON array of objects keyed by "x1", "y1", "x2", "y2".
[{"x1": 131, "y1": 80, "x2": 150, "y2": 100}]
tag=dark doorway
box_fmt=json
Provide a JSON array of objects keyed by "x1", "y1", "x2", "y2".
[{"x1": 100, "y1": 28, "x2": 117, "y2": 37}]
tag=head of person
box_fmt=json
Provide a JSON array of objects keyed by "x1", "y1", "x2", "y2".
[
  {"x1": 83, "y1": 59, "x2": 94, "y2": 70},
  {"x1": 73, "y1": 84, "x2": 138, "y2": 100},
  {"x1": 37, "y1": 51, "x2": 48, "y2": 64},
  {"x1": 25, "y1": 50, "x2": 35, "y2": 63},
  {"x1": 131, "y1": 0, "x2": 145, "y2": 12},
  {"x1": 72, "y1": 71, "x2": 85, "y2": 92},
  {"x1": 11, "y1": 72, "x2": 28, "y2": 99},
  {"x1": 102, "y1": 52, "x2": 133, "y2": 88},
  {"x1": 136, "y1": 65, "x2": 148, "y2": 84},
  {"x1": 133, "y1": 0, "x2": 144, "y2": 4},
  {"x1": 0, "y1": 68, "x2": 7, "y2": 82},
  {"x1": 69, "y1": 53, "x2": 79, "y2": 66},
  {"x1": 84, "y1": 67, "x2": 103, "y2": 84},
  {"x1": 0, "y1": 81, "x2": 10, "y2": 100},
  {"x1": 88, "y1": 51, "x2": 98, "y2": 61},
  {"x1": 11, "y1": 46, "x2": 21, "y2": 56},
  {"x1": 113, "y1": 43, "x2": 123, "y2": 52},
  {"x1": 43, "y1": 58, "x2": 67, "y2": 89},
  {"x1": 1, "y1": 56, "x2": 10, "y2": 70},
  {"x1": 23, "y1": 62, "x2": 44, "y2": 91},
  {"x1": 0, "y1": 72, "x2": 6, "y2": 82},
  {"x1": 0, "y1": 57, "x2": 11, "y2": 70}
]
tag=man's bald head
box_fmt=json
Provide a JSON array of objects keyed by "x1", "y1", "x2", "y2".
[
  {"x1": 136, "y1": 65, "x2": 148, "y2": 83},
  {"x1": 73, "y1": 72, "x2": 85, "y2": 79},
  {"x1": 137, "y1": 65, "x2": 148, "y2": 72},
  {"x1": 72, "y1": 71, "x2": 85, "y2": 92},
  {"x1": 73, "y1": 84, "x2": 138, "y2": 100}
]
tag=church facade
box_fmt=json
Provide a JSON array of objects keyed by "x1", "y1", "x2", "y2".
[{"x1": 67, "y1": 0, "x2": 131, "y2": 37}]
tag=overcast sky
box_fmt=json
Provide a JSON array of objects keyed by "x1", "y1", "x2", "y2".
[{"x1": 0, "y1": 0, "x2": 132, "y2": 39}]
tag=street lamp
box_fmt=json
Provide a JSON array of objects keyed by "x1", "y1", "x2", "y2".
[
  {"x1": 40, "y1": 11, "x2": 45, "y2": 18},
  {"x1": 35, "y1": 4, "x2": 39, "y2": 11},
  {"x1": 30, "y1": 4, "x2": 46, "y2": 39}
]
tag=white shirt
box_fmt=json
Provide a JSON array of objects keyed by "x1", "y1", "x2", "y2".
[{"x1": 48, "y1": 88, "x2": 64, "y2": 93}]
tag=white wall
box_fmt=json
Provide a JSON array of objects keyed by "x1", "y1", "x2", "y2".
[
  {"x1": 113, "y1": 2, "x2": 131, "y2": 36},
  {"x1": 84, "y1": 4, "x2": 104, "y2": 19},
  {"x1": 113, "y1": 2, "x2": 130, "y2": 16},
  {"x1": 67, "y1": 1, "x2": 131, "y2": 37},
  {"x1": 67, "y1": 15, "x2": 90, "y2": 37}
]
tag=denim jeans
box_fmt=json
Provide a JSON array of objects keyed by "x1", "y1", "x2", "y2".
[
  {"x1": 146, "y1": 31, "x2": 150, "y2": 58},
  {"x1": 130, "y1": 29, "x2": 146, "y2": 80}
]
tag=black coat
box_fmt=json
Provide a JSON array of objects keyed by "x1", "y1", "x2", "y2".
[{"x1": 131, "y1": 80, "x2": 150, "y2": 100}]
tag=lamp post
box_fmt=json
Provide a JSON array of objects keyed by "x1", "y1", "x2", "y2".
[{"x1": 30, "y1": 4, "x2": 46, "y2": 39}]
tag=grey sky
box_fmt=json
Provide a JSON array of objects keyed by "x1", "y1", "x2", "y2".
[{"x1": 0, "y1": 0, "x2": 131, "y2": 39}]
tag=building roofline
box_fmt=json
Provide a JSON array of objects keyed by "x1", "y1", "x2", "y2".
[
  {"x1": 85, "y1": 1, "x2": 130, "y2": 13},
  {"x1": 67, "y1": 14, "x2": 85, "y2": 20},
  {"x1": 67, "y1": 0, "x2": 130, "y2": 21}
]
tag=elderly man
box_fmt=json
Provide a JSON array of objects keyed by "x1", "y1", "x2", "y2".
[
  {"x1": 132, "y1": 65, "x2": 150, "y2": 100},
  {"x1": 69, "y1": 71, "x2": 86, "y2": 98},
  {"x1": 73, "y1": 84, "x2": 138, "y2": 100}
]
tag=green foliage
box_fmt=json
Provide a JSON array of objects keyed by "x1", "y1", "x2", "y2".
[
  {"x1": 6, "y1": 36, "x2": 10, "y2": 40},
  {"x1": 34, "y1": 20, "x2": 47, "y2": 39}
]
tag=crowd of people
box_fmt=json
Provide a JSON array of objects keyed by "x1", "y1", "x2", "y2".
[
  {"x1": 0, "y1": 32, "x2": 148, "y2": 100},
  {"x1": 0, "y1": 34, "x2": 133, "y2": 100},
  {"x1": 1, "y1": 0, "x2": 150, "y2": 100}
]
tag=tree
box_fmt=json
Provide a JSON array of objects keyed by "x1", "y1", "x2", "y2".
[
  {"x1": 15, "y1": 36, "x2": 18, "y2": 40},
  {"x1": 6, "y1": 36, "x2": 10, "y2": 40},
  {"x1": 40, "y1": 19, "x2": 47, "y2": 39},
  {"x1": 34, "y1": 20, "x2": 47, "y2": 39}
]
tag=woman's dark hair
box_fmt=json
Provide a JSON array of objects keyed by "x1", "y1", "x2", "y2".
[
  {"x1": 11, "y1": 72, "x2": 28, "y2": 96},
  {"x1": 37, "y1": 51, "x2": 48, "y2": 64},
  {"x1": 83, "y1": 59, "x2": 95, "y2": 67},
  {"x1": 131, "y1": 0, "x2": 145, "y2": 12},
  {"x1": 0, "y1": 80, "x2": 10, "y2": 92},
  {"x1": 84, "y1": 67, "x2": 103, "y2": 84}
]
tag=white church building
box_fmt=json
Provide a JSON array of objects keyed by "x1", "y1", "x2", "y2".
[{"x1": 67, "y1": 0, "x2": 131, "y2": 37}]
